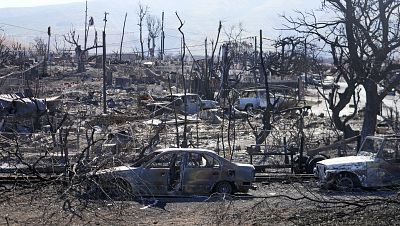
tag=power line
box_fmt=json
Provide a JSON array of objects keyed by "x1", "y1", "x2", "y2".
[{"x1": 0, "y1": 22, "x2": 47, "y2": 34}]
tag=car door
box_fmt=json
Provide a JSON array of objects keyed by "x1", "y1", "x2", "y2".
[
  {"x1": 239, "y1": 91, "x2": 257, "y2": 110},
  {"x1": 378, "y1": 139, "x2": 400, "y2": 186},
  {"x1": 182, "y1": 152, "x2": 221, "y2": 194},
  {"x1": 139, "y1": 152, "x2": 174, "y2": 195}
]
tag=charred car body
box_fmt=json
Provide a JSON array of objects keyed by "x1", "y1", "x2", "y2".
[
  {"x1": 90, "y1": 148, "x2": 255, "y2": 197},
  {"x1": 146, "y1": 93, "x2": 218, "y2": 116},
  {"x1": 314, "y1": 136, "x2": 400, "y2": 190}
]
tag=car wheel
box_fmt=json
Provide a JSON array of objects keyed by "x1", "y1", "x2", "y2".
[
  {"x1": 215, "y1": 181, "x2": 234, "y2": 194},
  {"x1": 335, "y1": 173, "x2": 360, "y2": 191},
  {"x1": 245, "y1": 105, "x2": 254, "y2": 114}
]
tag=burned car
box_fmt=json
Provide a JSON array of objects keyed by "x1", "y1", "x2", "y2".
[
  {"x1": 90, "y1": 148, "x2": 255, "y2": 197},
  {"x1": 146, "y1": 93, "x2": 218, "y2": 116},
  {"x1": 314, "y1": 136, "x2": 400, "y2": 190}
]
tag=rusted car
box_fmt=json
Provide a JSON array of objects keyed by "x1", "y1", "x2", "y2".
[
  {"x1": 90, "y1": 148, "x2": 255, "y2": 197},
  {"x1": 314, "y1": 136, "x2": 400, "y2": 190}
]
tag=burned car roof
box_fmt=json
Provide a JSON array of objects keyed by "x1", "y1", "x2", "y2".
[{"x1": 155, "y1": 148, "x2": 219, "y2": 154}]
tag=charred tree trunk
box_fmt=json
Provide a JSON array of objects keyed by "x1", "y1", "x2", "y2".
[
  {"x1": 75, "y1": 46, "x2": 85, "y2": 73},
  {"x1": 219, "y1": 44, "x2": 230, "y2": 101},
  {"x1": 329, "y1": 81, "x2": 358, "y2": 138},
  {"x1": 152, "y1": 37, "x2": 156, "y2": 58},
  {"x1": 137, "y1": 4, "x2": 148, "y2": 61},
  {"x1": 256, "y1": 30, "x2": 272, "y2": 145},
  {"x1": 361, "y1": 79, "x2": 379, "y2": 140},
  {"x1": 140, "y1": 28, "x2": 144, "y2": 60},
  {"x1": 147, "y1": 36, "x2": 151, "y2": 58}
]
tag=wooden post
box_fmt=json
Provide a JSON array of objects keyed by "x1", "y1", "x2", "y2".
[
  {"x1": 47, "y1": 26, "x2": 51, "y2": 76},
  {"x1": 253, "y1": 36, "x2": 257, "y2": 83},
  {"x1": 119, "y1": 12, "x2": 128, "y2": 62},
  {"x1": 304, "y1": 38, "x2": 308, "y2": 87},
  {"x1": 176, "y1": 12, "x2": 188, "y2": 148},
  {"x1": 299, "y1": 136, "x2": 304, "y2": 172},
  {"x1": 103, "y1": 31, "x2": 107, "y2": 114},
  {"x1": 102, "y1": 12, "x2": 108, "y2": 114},
  {"x1": 84, "y1": 0, "x2": 88, "y2": 51},
  {"x1": 284, "y1": 137, "x2": 288, "y2": 164},
  {"x1": 168, "y1": 75, "x2": 180, "y2": 148},
  {"x1": 205, "y1": 38, "x2": 208, "y2": 82},
  {"x1": 161, "y1": 11, "x2": 165, "y2": 60}
]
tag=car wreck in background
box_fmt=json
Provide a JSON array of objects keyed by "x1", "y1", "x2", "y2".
[
  {"x1": 145, "y1": 93, "x2": 218, "y2": 115},
  {"x1": 235, "y1": 89, "x2": 284, "y2": 112},
  {"x1": 89, "y1": 148, "x2": 255, "y2": 197},
  {"x1": 314, "y1": 136, "x2": 400, "y2": 190}
]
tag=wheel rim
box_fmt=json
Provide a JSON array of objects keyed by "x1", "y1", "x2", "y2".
[
  {"x1": 217, "y1": 182, "x2": 232, "y2": 194},
  {"x1": 246, "y1": 106, "x2": 254, "y2": 115},
  {"x1": 337, "y1": 176, "x2": 354, "y2": 190}
]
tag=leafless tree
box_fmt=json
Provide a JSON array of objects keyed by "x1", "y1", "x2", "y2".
[
  {"x1": 224, "y1": 22, "x2": 244, "y2": 42},
  {"x1": 32, "y1": 37, "x2": 47, "y2": 59},
  {"x1": 10, "y1": 41, "x2": 27, "y2": 69},
  {"x1": 137, "y1": 3, "x2": 149, "y2": 60},
  {"x1": 63, "y1": 28, "x2": 101, "y2": 73},
  {"x1": 284, "y1": 0, "x2": 400, "y2": 140},
  {"x1": 146, "y1": 15, "x2": 161, "y2": 58},
  {"x1": 0, "y1": 37, "x2": 11, "y2": 68}
]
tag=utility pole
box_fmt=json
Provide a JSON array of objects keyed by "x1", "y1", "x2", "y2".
[
  {"x1": 119, "y1": 12, "x2": 128, "y2": 62},
  {"x1": 304, "y1": 38, "x2": 308, "y2": 86},
  {"x1": 84, "y1": 0, "x2": 88, "y2": 51},
  {"x1": 260, "y1": 30, "x2": 270, "y2": 106},
  {"x1": 220, "y1": 44, "x2": 229, "y2": 100},
  {"x1": 176, "y1": 12, "x2": 187, "y2": 148},
  {"x1": 253, "y1": 36, "x2": 257, "y2": 84},
  {"x1": 102, "y1": 12, "x2": 108, "y2": 114},
  {"x1": 47, "y1": 27, "x2": 51, "y2": 59},
  {"x1": 47, "y1": 26, "x2": 51, "y2": 76},
  {"x1": 161, "y1": 11, "x2": 165, "y2": 60},
  {"x1": 95, "y1": 30, "x2": 98, "y2": 56},
  {"x1": 204, "y1": 38, "x2": 208, "y2": 89}
]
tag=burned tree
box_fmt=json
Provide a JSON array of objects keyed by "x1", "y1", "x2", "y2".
[
  {"x1": 285, "y1": 0, "x2": 400, "y2": 140},
  {"x1": 270, "y1": 37, "x2": 302, "y2": 79},
  {"x1": 63, "y1": 28, "x2": 101, "y2": 73},
  {"x1": 0, "y1": 36, "x2": 11, "y2": 68},
  {"x1": 256, "y1": 30, "x2": 273, "y2": 145},
  {"x1": 31, "y1": 37, "x2": 47, "y2": 59},
  {"x1": 137, "y1": 3, "x2": 149, "y2": 60},
  {"x1": 146, "y1": 14, "x2": 161, "y2": 58}
]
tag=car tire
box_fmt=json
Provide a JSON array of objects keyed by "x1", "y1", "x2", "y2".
[
  {"x1": 214, "y1": 181, "x2": 234, "y2": 194},
  {"x1": 335, "y1": 173, "x2": 360, "y2": 191},
  {"x1": 245, "y1": 104, "x2": 254, "y2": 114}
]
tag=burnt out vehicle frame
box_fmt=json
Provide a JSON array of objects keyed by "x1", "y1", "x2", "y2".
[
  {"x1": 89, "y1": 148, "x2": 255, "y2": 197},
  {"x1": 314, "y1": 135, "x2": 400, "y2": 190}
]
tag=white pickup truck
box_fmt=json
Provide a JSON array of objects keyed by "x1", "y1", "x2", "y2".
[{"x1": 236, "y1": 89, "x2": 282, "y2": 112}]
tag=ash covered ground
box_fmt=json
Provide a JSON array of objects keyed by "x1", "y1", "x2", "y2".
[{"x1": 0, "y1": 63, "x2": 399, "y2": 226}]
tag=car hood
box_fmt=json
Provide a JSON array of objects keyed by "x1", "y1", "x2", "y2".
[{"x1": 318, "y1": 155, "x2": 374, "y2": 167}]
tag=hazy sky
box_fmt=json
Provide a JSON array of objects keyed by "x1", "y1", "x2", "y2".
[
  {"x1": 0, "y1": 0, "x2": 325, "y2": 54},
  {"x1": 0, "y1": 0, "x2": 88, "y2": 8}
]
